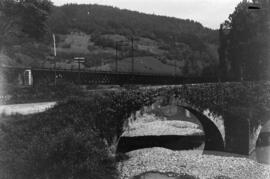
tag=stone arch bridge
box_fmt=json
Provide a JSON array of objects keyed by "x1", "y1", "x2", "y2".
[
  {"x1": 1, "y1": 67, "x2": 269, "y2": 156},
  {"x1": 118, "y1": 82, "x2": 270, "y2": 156}
]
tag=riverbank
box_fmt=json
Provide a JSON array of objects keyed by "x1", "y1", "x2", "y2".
[{"x1": 118, "y1": 147, "x2": 270, "y2": 179}]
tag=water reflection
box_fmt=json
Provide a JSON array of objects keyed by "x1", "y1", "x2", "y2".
[
  {"x1": 133, "y1": 172, "x2": 198, "y2": 179},
  {"x1": 133, "y1": 172, "x2": 176, "y2": 179},
  {"x1": 254, "y1": 146, "x2": 270, "y2": 164},
  {"x1": 251, "y1": 131, "x2": 270, "y2": 164},
  {"x1": 117, "y1": 135, "x2": 205, "y2": 153}
]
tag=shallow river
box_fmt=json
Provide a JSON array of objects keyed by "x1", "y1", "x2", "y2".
[
  {"x1": 164, "y1": 105, "x2": 270, "y2": 165},
  {"x1": 128, "y1": 105, "x2": 270, "y2": 166},
  {"x1": 133, "y1": 172, "x2": 198, "y2": 179}
]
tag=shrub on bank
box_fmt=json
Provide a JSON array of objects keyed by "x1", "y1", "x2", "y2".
[
  {"x1": 0, "y1": 90, "x2": 155, "y2": 179},
  {"x1": 0, "y1": 99, "x2": 118, "y2": 179}
]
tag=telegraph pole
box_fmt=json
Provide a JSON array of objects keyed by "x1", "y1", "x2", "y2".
[
  {"x1": 131, "y1": 37, "x2": 134, "y2": 73},
  {"x1": 115, "y1": 42, "x2": 118, "y2": 72},
  {"x1": 174, "y1": 58, "x2": 176, "y2": 77},
  {"x1": 172, "y1": 36, "x2": 177, "y2": 78},
  {"x1": 53, "y1": 33, "x2": 57, "y2": 86},
  {"x1": 74, "y1": 57, "x2": 85, "y2": 85}
]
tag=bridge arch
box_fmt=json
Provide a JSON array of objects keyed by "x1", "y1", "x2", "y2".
[
  {"x1": 180, "y1": 106, "x2": 225, "y2": 152},
  {"x1": 115, "y1": 103, "x2": 225, "y2": 154}
]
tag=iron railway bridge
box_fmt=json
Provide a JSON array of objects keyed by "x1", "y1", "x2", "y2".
[{"x1": 31, "y1": 68, "x2": 220, "y2": 86}]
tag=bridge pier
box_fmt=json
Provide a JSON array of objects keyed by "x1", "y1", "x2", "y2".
[
  {"x1": 223, "y1": 110, "x2": 269, "y2": 156},
  {"x1": 224, "y1": 118, "x2": 250, "y2": 155}
]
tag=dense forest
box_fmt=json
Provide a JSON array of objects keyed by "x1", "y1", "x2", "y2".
[
  {"x1": 48, "y1": 4, "x2": 217, "y2": 44},
  {"x1": 0, "y1": 1, "x2": 219, "y2": 77}
]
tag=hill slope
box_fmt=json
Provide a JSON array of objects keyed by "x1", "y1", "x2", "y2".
[{"x1": 2, "y1": 4, "x2": 219, "y2": 77}]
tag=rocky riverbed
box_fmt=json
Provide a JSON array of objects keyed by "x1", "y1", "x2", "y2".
[
  {"x1": 118, "y1": 110, "x2": 270, "y2": 179},
  {"x1": 118, "y1": 147, "x2": 270, "y2": 179}
]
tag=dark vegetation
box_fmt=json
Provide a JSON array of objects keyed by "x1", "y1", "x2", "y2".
[
  {"x1": 0, "y1": 87, "x2": 155, "y2": 178},
  {"x1": 0, "y1": 0, "x2": 52, "y2": 43},
  {"x1": 219, "y1": 0, "x2": 270, "y2": 81},
  {"x1": 0, "y1": 0, "x2": 53, "y2": 67},
  {"x1": 48, "y1": 4, "x2": 217, "y2": 44},
  {"x1": 0, "y1": 100, "x2": 117, "y2": 179}
]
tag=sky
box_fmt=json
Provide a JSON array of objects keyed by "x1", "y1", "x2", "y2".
[{"x1": 52, "y1": 0, "x2": 242, "y2": 29}]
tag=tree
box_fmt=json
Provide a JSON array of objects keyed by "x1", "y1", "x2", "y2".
[
  {"x1": 18, "y1": 0, "x2": 53, "y2": 40},
  {"x1": 219, "y1": 0, "x2": 270, "y2": 80},
  {"x1": 218, "y1": 24, "x2": 229, "y2": 80},
  {"x1": 0, "y1": 0, "x2": 21, "y2": 49},
  {"x1": 1, "y1": 0, "x2": 53, "y2": 41}
]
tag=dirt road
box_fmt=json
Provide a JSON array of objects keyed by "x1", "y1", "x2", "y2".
[{"x1": 0, "y1": 102, "x2": 56, "y2": 116}]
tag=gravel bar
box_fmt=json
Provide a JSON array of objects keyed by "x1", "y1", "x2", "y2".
[
  {"x1": 122, "y1": 120, "x2": 204, "y2": 137},
  {"x1": 118, "y1": 147, "x2": 270, "y2": 179}
]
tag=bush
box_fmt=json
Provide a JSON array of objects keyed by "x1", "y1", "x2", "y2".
[{"x1": 0, "y1": 98, "x2": 118, "y2": 179}]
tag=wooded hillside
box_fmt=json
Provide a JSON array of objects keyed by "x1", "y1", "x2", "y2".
[{"x1": 1, "y1": 3, "x2": 219, "y2": 77}]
